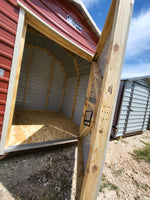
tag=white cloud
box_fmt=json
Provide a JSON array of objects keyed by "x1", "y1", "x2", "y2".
[
  {"x1": 126, "y1": 9, "x2": 150, "y2": 59},
  {"x1": 121, "y1": 62, "x2": 150, "y2": 79},
  {"x1": 82, "y1": 0, "x2": 99, "y2": 8}
]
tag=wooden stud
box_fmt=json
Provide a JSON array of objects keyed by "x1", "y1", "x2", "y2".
[
  {"x1": 93, "y1": 61, "x2": 102, "y2": 100},
  {"x1": 45, "y1": 58, "x2": 55, "y2": 110},
  {"x1": 23, "y1": 47, "x2": 33, "y2": 108},
  {"x1": 79, "y1": 65, "x2": 94, "y2": 134},
  {"x1": 80, "y1": 125, "x2": 92, "y2": 138},
  {"x1": 94, "y1": 0, "x2": 116, "y2": 61},
  {"x1": 76, "y1": 138, "x2": 84, "y2": 200},
  {"x1": 6, "y1": 21, "x2": 27, "y2": 147},
  {"x1": 85, "y1": 99, "x2": 95, "y2": 110},
  {"x1": 60, "y1": 76, "x2": 67, "y2": 112},
  {"x1": 80, "y1": 0, "x2": 134, "y2": 199}
]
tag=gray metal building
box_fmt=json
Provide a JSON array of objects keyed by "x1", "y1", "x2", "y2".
[{"x1": 112, "y1": 76, "x2": 150, "y2": 138}]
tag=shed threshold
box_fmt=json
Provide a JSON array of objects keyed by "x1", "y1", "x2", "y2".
[{"x1": 5, "y1": 110, "x2": 79, "y2": 151}]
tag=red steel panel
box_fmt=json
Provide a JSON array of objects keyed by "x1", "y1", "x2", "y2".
[
  {"x1": 0, "y1": 0, "x2": 19, "y2": 137},
  {"x1": 19, "y1": 0, "x2": 98, "y2": 55}
]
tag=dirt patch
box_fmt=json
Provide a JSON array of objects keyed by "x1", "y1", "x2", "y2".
[
  {"x1": 97, "y1": 131, "x2": 150, "y2": 200},
  {"x1": 0, "y1": 131, "x2": 150, "y2": 200},
  {"x1": 0, "y1": 144, "x2": 77, "y2": 200}
]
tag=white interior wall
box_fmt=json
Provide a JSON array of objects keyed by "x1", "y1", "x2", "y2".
[
  {"x1": 62, "y1": 77, "x2": 77, "y2": 118},
  {"x1": 16, "y1": 46, "x2": 64, "y2": 110}
]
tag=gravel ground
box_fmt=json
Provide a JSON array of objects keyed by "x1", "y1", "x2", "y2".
[{"x1": 0, "y1": 131, "x2": 150, "y2": 200}]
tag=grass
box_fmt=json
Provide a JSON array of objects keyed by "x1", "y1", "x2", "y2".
[
  {"x1": 133, "y1": 141, "x2": 150, "y2": 163},
  {"x1": 60, "y1": 178, "x2": 68, "y2": 191},
  {"x1": 99, "y1": 174, "x2": 118, "y2": 193}
]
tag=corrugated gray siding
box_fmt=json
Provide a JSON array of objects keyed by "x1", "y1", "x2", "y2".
[
  {"x1": 24, "y1": 48, "x2": 52, "y2": 110},
  {"x1": 16, "y1": 46, "x2": 64, "y2": 111},
  {"x1": 16, "y1": 46, "x2": 31, "y2": 108},
  {"x1": 62, "y1": 77, "x2": 77, "y2": 118},
  {"x1": 115, "y1": 81, "x2": 150, "y2": 137},
  {"x1": 73, "y1": 75, "x2": 89, "y2": 124},
  {"x1": 47, "y1": 62, "x2": 65, "y2": 111}
]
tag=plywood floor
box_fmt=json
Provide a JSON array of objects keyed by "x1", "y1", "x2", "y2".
[{"x1": 6, "y1": 110, "x2": 79, "y2": 147}]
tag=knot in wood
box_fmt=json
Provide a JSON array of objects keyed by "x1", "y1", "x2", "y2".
[
  {"x1": 113, "y1": 43, "x2": 119, "y2": 52},
  {"x1": 99, "y1": 130, "x2": 103, "y2": 134},
  {"x1": 108, "y1": 84, "x2": 113, "y2": 94},
  {"x1": 92, "y1": 165, "x2": 97, "y2": 173}
]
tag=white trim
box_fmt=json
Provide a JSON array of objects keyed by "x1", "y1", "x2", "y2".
[
  {"x1": 0, "y1": 8, "x2": 25, "y2": 155},
  {"x1": 17, "y1": 1, "x2": 94, "y2": 59}
]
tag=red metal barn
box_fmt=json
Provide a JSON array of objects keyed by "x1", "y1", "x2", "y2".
[{"x1": 0, "y1": 0, "x2": 134, "y2": 199}]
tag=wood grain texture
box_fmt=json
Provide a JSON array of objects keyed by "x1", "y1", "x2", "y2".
[
  {"x1": 94, "y1": 0, "x2": 116, "y2": 61},
  {"x1": 6, "y1": 110, "x2": 79, "y2": 147},
  {"x1": 80, "y1": 0, "x2": 134, "y2": 199},
  {"x1": 5, "y1": 21, "x2": 27, "y2": 147}
]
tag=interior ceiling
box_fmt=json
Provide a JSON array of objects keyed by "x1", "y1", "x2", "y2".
[{"x1": 25, "y1": 25, "x2": 91, "y2": 77}]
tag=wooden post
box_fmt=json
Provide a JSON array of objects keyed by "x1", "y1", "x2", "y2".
[
  {"x1": 60, "y1": 76, "x2": 67, "y2": 112},
  {"x1": 80, "y1": 0, "x2": 134, "y2": 199},
  {"x1": 0, "y1": 8, "x2": 27, "y2": 155}
]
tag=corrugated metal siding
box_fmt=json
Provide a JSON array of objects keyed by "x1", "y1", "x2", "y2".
[
  {"x1": 16, "y1": 46, "x2": 55, "y2": 110},
  {"x1": 16, "y1": 46, "x2": 31, "y2": 108},
  {"x1": 0, "y1": 0, "x2": 19, "y2": 136},
  {"x1": 62, "y1": 77, "x2": 77, "y2": 118},
  {"x1": 115, "y1": 81, "x2": 150, "y2": 137},
  {"x1": 73, "y1": 75, "x2": 89, "y2": 124},
  {"x1": 47, "y1": 62, "x2": 65, "y2": 111},
  {"x1": 18, "y1": 0, "x2": 98, "y2": 55}
]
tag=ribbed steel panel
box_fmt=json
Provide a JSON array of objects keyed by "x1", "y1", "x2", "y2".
[
  {"x1": 18, "y1": 0, "x2": 99, "y2": 56},
  {"x1": 73, "y1": 75, "x2": 89, "y2": 124},
  {"x1": 114, "y1": 81, "x2": 150, "y2": 137},
  {"x1": 47, "y1": 62, "x2": 65, "y2": 111},
  {"x1": 0, "y1": 0, "x2": 19, "y2": 136},
  {"x1": 22, "y1": 48, "x2": 53, "y2": 110},
  {"x1": 62, "y1": 77, "x2": 77, "y2": 118}
]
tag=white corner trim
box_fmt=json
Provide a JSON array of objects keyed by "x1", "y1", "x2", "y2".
[
  {"x1": 0, "y1": 8, "x2": 25, "y2": 155},
  {"x1": 17, "y1": 0, "x2": 94, "y2": 59}
]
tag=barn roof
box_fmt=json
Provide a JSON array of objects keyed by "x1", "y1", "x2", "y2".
[{"x1": 70, "y1": 0, "x2": 101, "y2": 37}]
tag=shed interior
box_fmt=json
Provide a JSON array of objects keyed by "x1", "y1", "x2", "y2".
[{"x1": 6, "y1": 25, "x2": 92, "y2": 148}]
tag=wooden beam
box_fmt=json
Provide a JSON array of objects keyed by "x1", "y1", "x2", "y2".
[
  {"x1": 45, "y1": 58, "x2": 55, "y2": 110},
  {"x1": 86, "y1": 99, "x2": 95, "y2": 110},
  {"x1": 76, "y1": 138, "x2": 84, "y2": 199},
  {"x1": 80, "y1": 0, "x2": 134, "y2": 199},
  {"x1": 80, "y1": 125, "x2": 92, "y2": 138},
  {"x1": 23, "y1": 47, "x2": 33, "y2": 108},
  {"x1": 60, "y1": 76, "x2": 67, "y2": 112},
  {"x1": 23, "y1": 8, "x2": 93, "y2": 62},
  {"x1": 79, "y1": 66, "x2": 94, "y2": 134},
  {"x1": 94, "y1": 0, "x2": 116, "y2": 61},
  {"x1": 4, "y1": 14, "x2": 27, "y2": 150},
  {"x1": 71, "y1": 56, "x2": 80, "y2": 119},
  {"x1": 93, "y1": 62, "x2": 102, "y2": 100}
]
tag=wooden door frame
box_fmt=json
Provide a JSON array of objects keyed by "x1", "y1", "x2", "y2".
[
  {"x1": 0, "y1": 8, "x2": 27, "y2": 155},
  {"x1": 78, "y1": 0, "x2": 134, "y2": 199}
]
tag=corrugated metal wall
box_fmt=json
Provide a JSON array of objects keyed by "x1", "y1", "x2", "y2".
[
  {"x1": 73, "y1": 75, "x2": 89, "y2": 124},
  {"x1": 62, "y1": 77, "x2": 77, "y2": 118},
  {"x1": 47, "y1": 62, "x2": 65, "y2": 111},
  {"x1": 16, "y1": 46, "x2": 65, "y2": 110},
  {"x1": 114, "y1": 81, "x2": 150, "y2": 137},
  {"x1": 0, "y1": 0, "x2": 19, "y2": 136}
]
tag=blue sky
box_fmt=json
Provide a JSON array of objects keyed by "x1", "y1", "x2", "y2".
[{"x1": 83, "y1": 0, "x2": 150, "y2": 78}]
